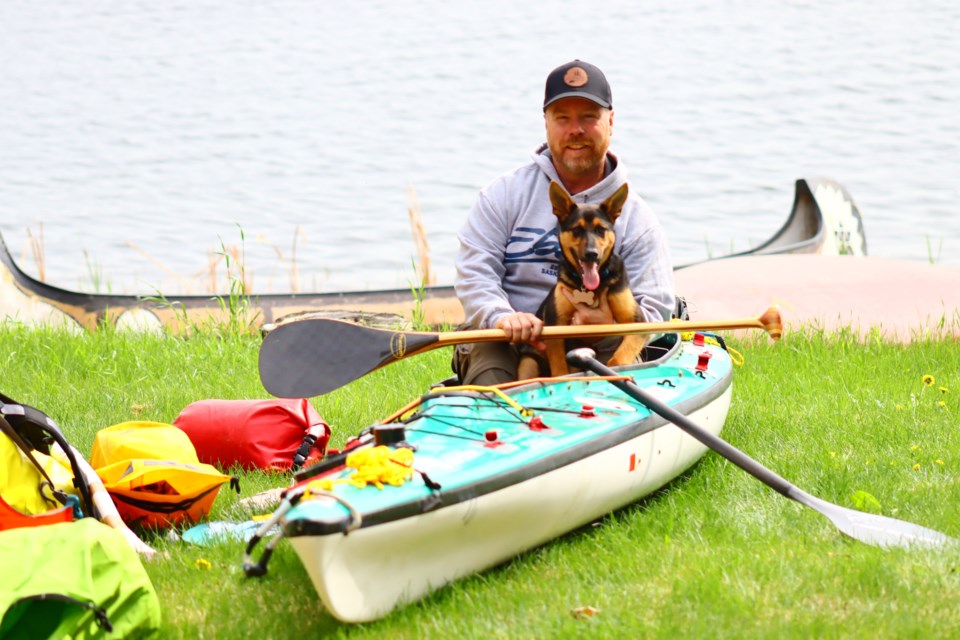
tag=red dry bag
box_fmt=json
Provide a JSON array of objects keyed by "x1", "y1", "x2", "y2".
[{"x1": 173, "y1": 398, "x2": 330, "y2": 471}]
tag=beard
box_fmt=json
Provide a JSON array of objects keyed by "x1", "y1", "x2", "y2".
[{"x1": 550, "y1": 138, "x2": 607, "y2": 176}]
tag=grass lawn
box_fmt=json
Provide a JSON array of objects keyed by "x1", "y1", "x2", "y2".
[{"x1": 2, "y1": 322, "x2": 958, "y2": 639}]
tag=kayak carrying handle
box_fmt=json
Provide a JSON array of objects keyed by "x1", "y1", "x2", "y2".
[
  {"x1": 243, "y1": 486, "x2": 362, "y2": 579},
  {"x1": 242, "y1": 494, "x2": 297, "y2": 579}
]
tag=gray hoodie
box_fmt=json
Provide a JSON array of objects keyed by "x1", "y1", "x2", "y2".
[{"x1": 455, "y1": 148, "x2": 675, "y2": 329}]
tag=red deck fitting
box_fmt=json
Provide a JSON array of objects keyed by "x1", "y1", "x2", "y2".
[
  {"x1": 528, "y1": 416, "x2": 550, "y2": 431},
  {"x1": 696, "y1": 351, "x2": 712, "y2": 371}
]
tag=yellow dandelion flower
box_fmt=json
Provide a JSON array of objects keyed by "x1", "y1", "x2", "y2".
[
  {"x1": 829, "y1": 451, "x2": 836, "y2": 458},
  {"x1": 922, "y1": 374, "x2": 935, "y2": 386},
  {"x1": 937, "y1": 400, "x2": 946, "y2": 408},
  {"x1": 936, "y1": 459, "x2": 945, "y2": 466},
  {"x1": 195, "y1": 558, "x2": 212, "y2": 570},
  {"x1": 939, "y1": 387, "x2": 949, "y2": 394},
  {"x1": 912, "y1": 463, "x2": 922, "y2": 471},
  {"x1": 895, "y1": 403, "x2": 904, "y2": 410},
  {"x1": 910, "y1": 444, "x2": 920, "y2": 452}
]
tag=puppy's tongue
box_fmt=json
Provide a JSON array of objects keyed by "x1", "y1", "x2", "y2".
[{"x1": 580, "y1": 261, "x2": 600, "y2": 291}]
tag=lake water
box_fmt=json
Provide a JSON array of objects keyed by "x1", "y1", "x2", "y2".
[{"x1": 2, "y1": 1, "x2": 958, "y2": 295}]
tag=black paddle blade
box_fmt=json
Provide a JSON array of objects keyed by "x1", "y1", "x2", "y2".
[
  {"x1": 566, "y1": 349, "x2": 956, "y2": 550},
  {"x1": 259, "y1": 318, "x2": 440, "y2": 397}
]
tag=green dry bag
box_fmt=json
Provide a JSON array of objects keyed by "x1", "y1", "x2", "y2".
[{"x1": 0, "y1": 518, "x2": 161, "y2": 639}]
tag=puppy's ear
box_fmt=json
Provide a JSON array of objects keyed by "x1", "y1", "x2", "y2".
[
  {"x1": 602, "y1": 183, "x2": 630, "y2": 223},
  {"x1": 548, "y1": 181, "x2": 576, "y2": 223}
]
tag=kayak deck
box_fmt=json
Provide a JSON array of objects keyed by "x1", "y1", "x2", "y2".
[{"x1": 283, "y1": 337, "x2": 733, "y2": 535}]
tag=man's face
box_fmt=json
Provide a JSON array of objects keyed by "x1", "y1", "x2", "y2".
[{"x1": 544, "y1": 97, "x2": 614, "y2": 178}]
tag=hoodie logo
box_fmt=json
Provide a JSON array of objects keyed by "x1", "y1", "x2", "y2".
[{"x1": 504, "y1": 227, "x2": 560, "y2": 264}]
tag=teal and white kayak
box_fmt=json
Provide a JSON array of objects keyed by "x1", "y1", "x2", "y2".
[{"x1": 249, "y1": 334, "x2": 733, "y2": 623}]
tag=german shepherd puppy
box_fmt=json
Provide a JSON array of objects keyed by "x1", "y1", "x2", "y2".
[{"x1": 517, "y1": 180, "x2": 645, "y2": 379}]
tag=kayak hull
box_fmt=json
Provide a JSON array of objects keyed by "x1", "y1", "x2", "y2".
[{"x1": 289, "y1": 386, "x2": 729, "y2": 623}]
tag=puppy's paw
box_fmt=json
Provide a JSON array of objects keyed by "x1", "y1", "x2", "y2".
[{"x1": 606, "y1": 350, "x2": 640, "y2": 368}]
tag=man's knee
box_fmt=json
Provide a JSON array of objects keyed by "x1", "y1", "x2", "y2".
[{"x1": 452, "y1": 341, "x2": 519, "y2": 386}]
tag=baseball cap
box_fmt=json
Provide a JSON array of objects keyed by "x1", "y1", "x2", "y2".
[{"x1": 543, "y1": 60, "x2": 612, "y2": 110}]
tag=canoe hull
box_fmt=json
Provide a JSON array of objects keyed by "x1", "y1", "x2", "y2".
[
  {"x1": 282, "y1": 343, "x2": 732, "y2": 623},
  {"x1": 1, "y1": 177, "x2": 865, "y2": 331}
]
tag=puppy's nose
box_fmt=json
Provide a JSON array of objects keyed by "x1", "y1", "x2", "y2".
[{"x1": 584, "y1": 250, "x2": 599, "y2": 262}]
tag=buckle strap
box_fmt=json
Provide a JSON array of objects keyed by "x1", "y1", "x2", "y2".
[
  {"x1": 0, "y1": 405, "x2": 67, "y2": 508},
  {"x1": 292, "y1": 422, "x2": 329, "y2": 470},
  {"x1": 0, "y1": 396, "x2": 98, "y2": 520}
]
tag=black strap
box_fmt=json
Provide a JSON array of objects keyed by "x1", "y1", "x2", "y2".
[
  {"x1": 0, "y1": 392, "x2": 53, "y2": 452},
  {"x1": 109, "y1": 484, "x2": 222, "y2": 514},
  {"x1": 109, "y1": 477, "x2": 240, "y2": 514},
  {"x1": 292, "y1": 434, "x2": 317, "y2": 470},
  {"x1": 292, "y1": 423, "x2": 328, "y2": 471},
  {"x1": 17, "y1": 594, "x2": 113, "y2": 633},
  {"x1": 0, "y1": 411, "x2": 68, "y2": 508},
  {"x1": 0, "y1": 394, "x2": 98, "y2": 520}
]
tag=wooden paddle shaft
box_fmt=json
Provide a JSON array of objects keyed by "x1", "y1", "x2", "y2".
[{"x1": 436, "y1": 306, "x2": 782, "y2": 346}]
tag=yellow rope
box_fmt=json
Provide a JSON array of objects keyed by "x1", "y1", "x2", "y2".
[
  {"x1": 393, "y1": 384, "x2": 534, "y2": 422},
  {"x1": 726, "y1": 347, "x2": 744, "y2": 366},
  {"x1": 307, "y1": 446, "x2": 415, "y2": 493},
  {"x1": 433, "y1": 385, "x2": 534, "y2": 417}
]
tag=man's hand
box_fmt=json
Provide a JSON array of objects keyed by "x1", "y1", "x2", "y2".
[
  {"x1": 495, "y1": 312, "x2": 546, "y2": 351},
  {"x1": 562, "y1": 289, "x2": 614, "y2": 326}
]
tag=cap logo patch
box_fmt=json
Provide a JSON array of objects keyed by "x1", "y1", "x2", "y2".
[{"x1": 563, "y1": 67, "x2": 589, "y2": 87}]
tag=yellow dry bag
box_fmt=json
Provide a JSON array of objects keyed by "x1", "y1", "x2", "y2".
[{"x1": 92, "y1": 421, "x2": 237, "y2": 530}]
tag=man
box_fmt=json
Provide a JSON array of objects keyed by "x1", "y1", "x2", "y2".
[{"x1": 453, "y1": 60, "x2": 675, "y2": 385}]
